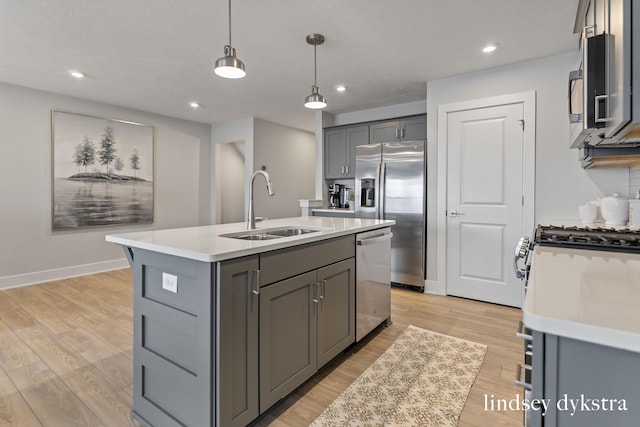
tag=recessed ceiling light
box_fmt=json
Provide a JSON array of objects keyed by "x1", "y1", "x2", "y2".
[
  {"x1": 482, "y1": 43, "x2": 498, "y2": 54},
  {"x1": 335, "y1": 85, "x2": 346, "y2": 92},
  {"x1": 68, "y1": 70, "x2": 85, "y2": 79},
  {"x1": 189, "y1": 102, "x2": 200, "y2": 108}
]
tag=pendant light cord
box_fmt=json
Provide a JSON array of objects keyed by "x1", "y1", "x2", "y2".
[
  {"x1": 227, "y1": 0, "x2": 232, "y2": 46},
  {"x1": 313, "y1": 43, "x2": 317, "y2": 87}
]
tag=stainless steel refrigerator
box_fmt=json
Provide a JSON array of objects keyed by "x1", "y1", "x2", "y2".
[{"x1": 355, "y1": 141, "x2": 426, "y2": 289}]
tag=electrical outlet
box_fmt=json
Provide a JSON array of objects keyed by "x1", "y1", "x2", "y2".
[{"x1": 162, "y1": 272, "x2": 178, "y2": 293}]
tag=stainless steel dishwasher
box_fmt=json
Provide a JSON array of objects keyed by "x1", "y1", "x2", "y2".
[{"x1": 356, "y1": 227, "x2": 392, "y2": 341}]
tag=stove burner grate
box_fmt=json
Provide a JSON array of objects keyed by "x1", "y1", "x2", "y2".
[{"x1": 535, "y1": 225, "x2": 640, "y2": 253}]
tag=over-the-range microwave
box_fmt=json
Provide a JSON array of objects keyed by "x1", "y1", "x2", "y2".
[{"x1": 569, "y1": 32, "x2": 607, "y2": 148}]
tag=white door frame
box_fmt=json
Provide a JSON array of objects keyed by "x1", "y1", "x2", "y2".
[{"x1": 436, "y1": 91, "x2": 536, "y2": 300}]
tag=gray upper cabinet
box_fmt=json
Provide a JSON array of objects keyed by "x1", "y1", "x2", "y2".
[
  {"x1": 217, "y1": 256, "x2": 260, "y2": 427},
  {"x1": 369, "y1": 115, "x2": 427, "y2": 143},
  {"x1": 325, "y1": 125, "x2": 369, "y2": 179}
]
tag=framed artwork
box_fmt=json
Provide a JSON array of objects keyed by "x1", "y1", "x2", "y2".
[{"x1": 51, "y1": 110, "x2": 154, "y2": 230}]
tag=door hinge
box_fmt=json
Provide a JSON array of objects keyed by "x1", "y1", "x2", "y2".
[{"x1": 522, "y1": 195, "x2": 525, "y2": 206}]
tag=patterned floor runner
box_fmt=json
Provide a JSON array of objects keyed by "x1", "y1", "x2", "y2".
[{"x1": 311, "y1": 324, "x2": 488, "y2": 426}]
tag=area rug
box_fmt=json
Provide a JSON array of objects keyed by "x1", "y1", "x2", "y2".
[{"x1": 311, "y1": 324, "x2": 488, "y2": 427}]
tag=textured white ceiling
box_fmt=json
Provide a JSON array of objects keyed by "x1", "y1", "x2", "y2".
[{"x1": 0, "y1": 0, "x2": 580, "y2": 132}]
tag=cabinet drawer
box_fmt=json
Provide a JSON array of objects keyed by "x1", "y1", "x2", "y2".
[{"x1": 260, "y1": 235, "x2": 355, "y2": 286}]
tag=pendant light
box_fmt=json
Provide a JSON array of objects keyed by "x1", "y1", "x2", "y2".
[
  {"x1": 214, "y1": 0, "x2": 245, "y2": 79},
  {"x1": 304, "y1": 33, "x2": 327, "y2": 109}
]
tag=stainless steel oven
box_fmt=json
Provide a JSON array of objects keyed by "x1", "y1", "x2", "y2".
[{"x1": 514, "y1": 224, "x2": 640, "y2": 426}]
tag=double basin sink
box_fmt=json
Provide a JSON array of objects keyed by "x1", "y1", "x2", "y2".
[{"x1": 220, "y1": 226, "x2": 330, "y2": 241}]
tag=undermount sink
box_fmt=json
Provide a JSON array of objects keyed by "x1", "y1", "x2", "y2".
[{"x1": 220, "y1": 226, "x2": 329, "y2": 241}]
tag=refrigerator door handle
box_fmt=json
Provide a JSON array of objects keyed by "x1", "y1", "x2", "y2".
[{"x1": 379, "y1": 162, "x2": 386, "y2": 220}]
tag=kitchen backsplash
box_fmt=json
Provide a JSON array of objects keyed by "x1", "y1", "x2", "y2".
[{"x1": 631, "y1": 166, "x2": 640, "y2": 199}]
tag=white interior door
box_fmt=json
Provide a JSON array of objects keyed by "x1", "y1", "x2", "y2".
[{"x1": 445, "y1": 102, "x2": 524, "y2": 307}]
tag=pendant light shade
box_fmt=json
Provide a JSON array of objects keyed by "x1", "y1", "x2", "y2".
[
  {"x1": 215, "y1": 45, "x2": 245, "y2": 79},
  {"x1": 215, "y1": 0, "x2": 245, "y2": 79},
  {"x1": 304, "y1": 33, "x2": 327, "y2": 109},
  {"x1": 304, "y1": 86, "x2": 327, "y2": 109}
]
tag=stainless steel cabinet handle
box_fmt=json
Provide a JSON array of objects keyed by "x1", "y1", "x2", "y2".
[
  {"x1": 345, "y1": 166, "x2": 349, "y2": 174},
  {"x1": 319, "y1": 280, "x2": 326, "y2": 299},
  {"x1": 448, "y1": 211, "x2": 465, "y2": 216},
  {"x1": 312, "y1": 281, "x2": 319, "y2": 303},
  {"x1": 401, "y1": 127, "x2": 405, "y2": 138},
  {"x1": 252, "y1": 269, "x2": 260, "y2": 295},
  {"x1": 395, "y1": 128, "x2": 399, "y2": 139}
]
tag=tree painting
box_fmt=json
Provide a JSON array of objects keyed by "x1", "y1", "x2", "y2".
[
  {"x1": 73, "y1": 136, "x2": 95, "y2": 173},
  {"x1": 52, "y1": 111, "x2": 154, "y2": 230},
  {"x1": 98, "y1": 126, "x2": 117, "y2": 174},
  {"x1": 113, "y1": 157, "x2": 124, "y2": 173},
  {"x1": 130, "y1": 148, "x2": 141, "y2": 178}
]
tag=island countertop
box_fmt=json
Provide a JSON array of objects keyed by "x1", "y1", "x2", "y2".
[
  {"x1": 523, "y1": 245, "x2": 640, "y2": 353},
  {"x1": 106, "y1": 216, "x2": 395, "y2": 262}
]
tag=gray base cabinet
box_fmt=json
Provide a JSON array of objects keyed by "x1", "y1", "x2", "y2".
[
  {"x1": 259, "y1": 270, "x2": 318, "y2": 412},
  {"x1": 217, "y1": 256, "x2": 260, "y2": 427},
  {"x1": 127, "y1": 234, "x2": 361, "y2": 426},
  {"x1": 131, "y1": 250, "x2": 215, "y2": 427},
  {"x1": 259, "y1": 258, "x2": 356, "y2": 412},
  {"x1": 528, "y1": 330, "x2": 640, "y2": 427}
]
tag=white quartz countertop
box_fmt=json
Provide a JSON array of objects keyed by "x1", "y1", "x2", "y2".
[
  {"x1": 523, "y1": 245, "x2": 640, "y2": 353},
  {"x1": 106, "y1": 216, "x2": 394, "y2": 262}
]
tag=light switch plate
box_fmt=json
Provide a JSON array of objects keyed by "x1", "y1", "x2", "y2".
[{"x1": 162, "y1": 272, "x2": 178, "y2": 293}]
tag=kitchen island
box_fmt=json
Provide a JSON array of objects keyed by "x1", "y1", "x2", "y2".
[
  {"x1": 522, "y1": 245, "x2": 640, "y2": 426},
  {"x1": 106, "y1": 216, "x2": 394, "y2": 427}
]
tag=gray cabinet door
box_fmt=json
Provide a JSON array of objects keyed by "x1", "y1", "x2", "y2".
[
  {"x1": 325, "y1": 125, "x2": 368, "y2": 179},
  {"x1": 325, "y1": 128, "x2": 348, "y2": 179},
  {"x1": 370, "y1": 116, "x2": 427, "y2": 143},
  {"x1": 370, "y1": 120, "x2": 401, "y2": 144},
  {"x1": 345, "y1": 125, "x2": 369, "y2": 177},
  {"x1": 401, "y1": 116, "x2": 427, "y2": 141},
  {"x1": 317, "y1": 258, "x2": 356, "y2": 368},
  {"x1": 259, "y1": 271, "x2": 318, "y2": 412},
  {"x1": 217, "y1": 256, "x2": 260, "y2": 427}
]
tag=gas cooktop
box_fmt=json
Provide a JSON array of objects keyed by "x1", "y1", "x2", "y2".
[{"x1": 535, "y1": 225, "x2": 640, "y2": 253}]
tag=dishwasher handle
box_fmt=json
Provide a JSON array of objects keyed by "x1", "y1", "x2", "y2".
[{"x1": 357, "y1": 232, "x2": 393, "y2": 246}]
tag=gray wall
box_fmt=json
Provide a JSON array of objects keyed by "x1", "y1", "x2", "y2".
[
  {"x1": 252, "y1": 118, "x2": 316, "y2": 219},
  {"x1": 211, "y1": 117, "x2": 315, "y2": 223},
  {"x1": 426, "y1": 52, "x2": 630, "y2": 289},
  {"x1": 0, "y1": 82, "x2": 212, "y2": 289}
]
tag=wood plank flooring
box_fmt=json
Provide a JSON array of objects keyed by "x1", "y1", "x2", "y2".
[{"x1": 0, "y1": 270, "x2": 524, "y2": 426}]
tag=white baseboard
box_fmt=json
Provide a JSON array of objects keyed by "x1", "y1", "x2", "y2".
[
  {"x1": 0, "y1": 258, "x2": 130, "y2": 290},
  {"x1": 424, "y1": 279, "x2": 445, "y2": 295}
]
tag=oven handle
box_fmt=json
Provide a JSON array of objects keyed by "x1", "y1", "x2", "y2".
[
  {"x1": 515, "y1": 364, "x2": 532, "y2": 390},
  {"x1": 516, "y1": 320, "x2": 533, "y2": 341}
]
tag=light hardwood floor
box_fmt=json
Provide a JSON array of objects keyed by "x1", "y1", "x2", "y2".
[{"x1": 0, "y1": 269, "x2": 524, "y2": 426}]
